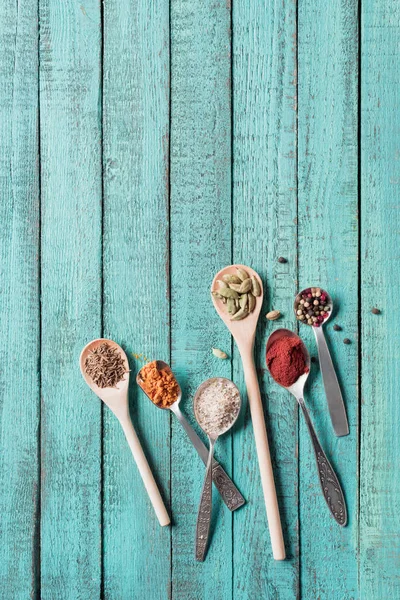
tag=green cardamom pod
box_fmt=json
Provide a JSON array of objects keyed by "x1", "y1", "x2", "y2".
[
  {"x1": 227, "y1": 298, "x2": 238, "y2": 315},
  {"x1": 228, "y1": 283, "x2": 242, "y2": 292},
  {"x1": 212, "y1": 348, "x2": 228, "y2": 359},
  {"x1": 236, "y1": 267, "x2": 250, "y2": 281},
  {"x1": 218, "y1": 287, "x2": 239, "y2": 299},
  {"x1": 239, "y1": 293, "x2": 248, "y2": 309},
  {"x1": 231, "y1": 305, "x2": 248, "y2": 321},
  {"x1": 216, "y1": 279, "x2": 228, "y2": 289},
  {"x1": 251, "y1": 276, "x2": 261, "y2": 297},
  {"x1": 248, "y1": 292, "x2": 256, "y2": 312},
  {"x1": 239, "y1": 278, "x2": 252, "y2": 293},
  {"x1": 222, "y1": 274, "x2": 242, "y2": 284}
]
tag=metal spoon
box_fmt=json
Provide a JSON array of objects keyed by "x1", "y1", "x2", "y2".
[
  {"x1": 80, "y1": 339, "x2": 170, "y2": 526},
  {"x1": 193, "y1": 378, "x2": 242, "y2": 561},
  {"x1": 266, "y1": 328, "x2": 347, "y2": 526},
  {"x1": 294, "y1": 287, "x2": 349, "y2": 437},
  {"x1": 136, "y1": 361, "x2": 245, "y2": 511}
]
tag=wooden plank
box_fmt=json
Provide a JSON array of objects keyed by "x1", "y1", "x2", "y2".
[
  {"x1": 297, "y1": 0, "x2": 359, "y2": 597},
  {"x1": 232, "y1": 0, "x2": 298, "y2": 597},
  {"x1": 102, "y1": 0, "x2": 171, "y2": 598},
  {"x1": 0, "y1": 0, "x2": 40, "y2": 597},
  {"x1": 39, "y1": 0, "x2": 102, "y2": 596},
  {"x1": 360, "y1": 1, "x2": 400, "y2": 597},
  {"x1": 170, "y1": 0, "x2": 232, "y2": 596}
]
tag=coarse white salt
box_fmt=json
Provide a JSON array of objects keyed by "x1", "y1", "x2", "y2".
[{"x1": 194, "y1": 378, "x2": 241, "y2": 437}]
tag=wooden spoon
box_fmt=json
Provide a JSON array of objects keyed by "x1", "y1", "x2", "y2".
[
  {"x1": 211, "y1": 265, "x2": 285, "y2": 560},
  {"x1": 79, "y1": 338, "x2": 170, "y2": 527}
]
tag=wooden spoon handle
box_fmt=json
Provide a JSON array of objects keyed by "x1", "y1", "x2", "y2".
[
  {"x1": 241, "y1": 351, "x2": 285, "y2": 560},
  {"x1": 120, "y1": 418, "x2": 170, "y2": 526}
]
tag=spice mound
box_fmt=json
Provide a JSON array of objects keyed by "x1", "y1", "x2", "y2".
[
  {"x1": 266, "y1": 336, "x2": 309, "y2": 388},
  {"x1": 295, "y1": 287, "x2": 331, "y2": 327},
  {"x1": 85, "y1": 342, "x2": 128, "y2": 388},
  {"x1": 194, "y1": 378, "x2": 241, "y2": 438},
  {"x1": 212, "y1": 267, "x2": 261, "y2": 321},
  {"x1": 139, "y1": 361, "x2": 179, "y2": 408}
]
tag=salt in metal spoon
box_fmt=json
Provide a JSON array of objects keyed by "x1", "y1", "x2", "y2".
[
  {"x1": 294, "y1": 287, "x2": 349, "y2": 437},
  {"x1": 266, "y1": 328, "x2": 347, "y2": 526},
  {"x1": 136, "y1": 361, "x2": 245, "y2": 511},
  {"x1": 193, "y1": 377, "x2": 242, "y2": 561},
  {"x1": 80, "y1": 339, "x2": 170, "y2": 526}
]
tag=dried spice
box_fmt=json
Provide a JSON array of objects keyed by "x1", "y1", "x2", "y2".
[
  {"x1": 343, "y1": 338, "x2": 351, "y2": 345},
  {"x1": 294, "y1": 287, "x2": 331, "y2": 327},
  {"x1": 139, "y1": 361, "x2": 179, "y2": 408},
  {"x1": 266, "y1": 336, "x2": 309, "y2": 388},
  {"x1": 333, "y1": 324, "x2": 342, "y2": 331},
  {"x1": 85, "y1": 342, "x2": 128, "y2": 388},
  {"x1": 212, "y1": 348, "x2": 228, "y2": 360},
  {"x1": 371, "y1": 307, "x2": 381, "y2": 315},
  {"x1": 212, "y1": 268, "x2": 261, "y2": 321},
  {"x1": 266, "y1": 310, "x2": 281, "y2": 321},
  {"x1": 194, "y1": 379, "x2": 241, "y2": 437},
  {"x1": 277, "y1": 257, "x2": 287, "y2": 264}
]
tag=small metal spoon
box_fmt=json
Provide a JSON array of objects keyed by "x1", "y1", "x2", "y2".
[
  {"x1": 193, "y1": 377, "x2": 242, "y2": 561},
  {"x1": 294, "y1": 287, "x2": 349, "y2": 437},
  {"x1": 266, "y1": 328, "x2": 347, "y2": 526},
  {"x1": 136, "y1": 361, "x2": 245, "y2": 511}
]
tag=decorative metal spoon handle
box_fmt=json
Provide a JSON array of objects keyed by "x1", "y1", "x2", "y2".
[
  {"x1": 313, "y1": 326, "x2": 349, "y2": 436},
  {"x1": 298, "y1": 398, "x2": 347, "y2": 526},
  {"x1": 171, "y1": 404, "x2": 245, "y2": 510},
  {"x1": 211, "y1": 464, "x2": 244, "y2": 511},
  {"x1": 195, "y1": 441, "x2": 215, "y2": 561}
]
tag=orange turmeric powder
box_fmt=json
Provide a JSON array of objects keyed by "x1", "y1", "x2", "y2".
[{"x1": 139, "y1": 361, "x2": 179, "y2": 407}]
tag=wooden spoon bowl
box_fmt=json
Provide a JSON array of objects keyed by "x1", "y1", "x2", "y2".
[{"x1": 211, "y1": 264, "x2": 263, "y2": 348}]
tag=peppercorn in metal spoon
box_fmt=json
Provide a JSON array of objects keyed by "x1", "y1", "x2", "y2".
[
  {"x1": 266, "y1": 328, "x2": 347, "y2": 526},
  {"x1": 136, "y1": 361, "x2": 245, "y2": 511},
  {"x1": 80, "y1": 339, "x2": 170, "y2": 526},
  {"x1": 294, "y1": 287, "x2": 349, "y2": 437},
  {"x1": 193, "y1": 378, "x2": 242, "y2": 561}
]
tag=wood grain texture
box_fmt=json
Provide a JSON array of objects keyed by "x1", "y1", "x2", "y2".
[
  {"x1": 102, "y1": 0, "x2": 171, "y2": 597},
  {"x1": 232, "y1": 0, "x2": 298, "y2": 597},
  {"x1": 39, "y1": 0, "x2": 102, "y2": 597},
  {"x1": 360, "y1": 1, "x2": 400, "y2": 597},
  {"x1": 0, "y1": 0, "x2": 40, "y2": 597},
  {"x1": 170, "y1": 0, "x2": 232, "y2": 596},
  {"x1": 297, "y1": 0, "x2": 359, "y2": 597}
]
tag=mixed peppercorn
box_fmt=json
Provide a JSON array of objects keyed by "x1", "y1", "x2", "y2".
[{"x1": 295, "y1": 287, "x2": 331, "y2": 327}]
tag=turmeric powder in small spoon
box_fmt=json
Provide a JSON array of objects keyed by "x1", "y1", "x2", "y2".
[{"x1": 139, "y1": 360, "x2": 180, "y2": 408}]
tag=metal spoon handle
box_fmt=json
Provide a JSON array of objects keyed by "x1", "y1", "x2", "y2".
[
  {"x1": 171, "y1": 405, "x2": 245, "y2": 510},
  {"x1": 313, "y1": 326, "x2": 349, "y2": 437},
  {"x1": 298, "y1": 398, "x2": 347, "y2": 526},
  {"x1": 195, "y1": 441, "x2": 215, "y2": 561}
]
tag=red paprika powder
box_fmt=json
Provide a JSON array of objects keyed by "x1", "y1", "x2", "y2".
[{"x1": 266, "y1": 335, "x2": 308, "y2": 387}]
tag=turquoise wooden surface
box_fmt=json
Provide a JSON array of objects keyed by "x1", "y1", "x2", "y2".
[
  {"x1": 0, "y1": 0, "x2": 39, "y2": 597},
  {"x1": 360, "y1": 0, "x2": 400, "y2": 597},
  {"x1": 103, "y1": 0, "x2": 171, "y2": 597},
  {"x1": 40, "y1": 0, "x2": 102, "y2": 597},
  {"x1": 298, "y1": 1, "x2": 359, "y2": 597},
  {"x1": 1, "y1": 0, "x2": 400, "y2": 598}
]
